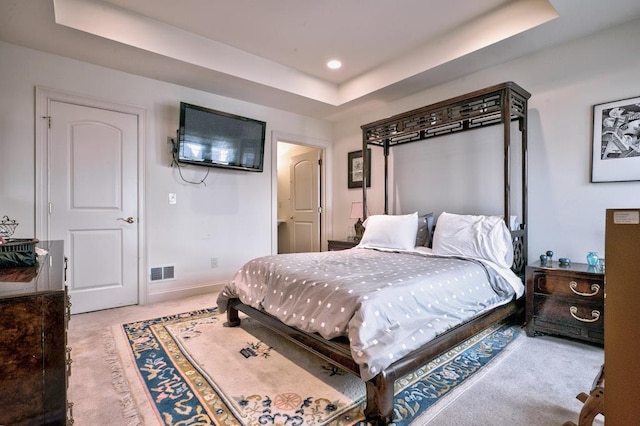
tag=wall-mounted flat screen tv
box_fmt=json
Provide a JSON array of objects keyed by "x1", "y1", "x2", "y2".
[{"x1": 177, "y1": 102, "x2": 266, "y2": 172}]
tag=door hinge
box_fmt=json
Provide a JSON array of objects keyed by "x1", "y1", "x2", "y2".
[
  {"x1": 42, "y1": 116, "x2": 51, "y2": 128},
  {"x1": 318, "y1": 158, "x2": 322, "y2": 166},
  {"x1": 318, "y1": 206, "x2": 323, "y2": 213},
  {"x1": 48, "y1": 202, "x2": 53, "y2": 214}
]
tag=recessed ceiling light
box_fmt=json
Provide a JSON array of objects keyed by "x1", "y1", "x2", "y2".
[{"x1": 327, "y1": 59, "x2": 342, "y2": 70}]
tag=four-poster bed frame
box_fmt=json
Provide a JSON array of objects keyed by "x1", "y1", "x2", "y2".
[
  {"x1": 361, "y1": 81, "x2": 530, "y2": 277},
  {"x1": 226, "y1": 82, "x2": 531, "y2": 424}
]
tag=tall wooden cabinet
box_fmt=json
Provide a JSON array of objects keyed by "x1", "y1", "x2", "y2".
[
  {"x1": 0, "y1": 241, "x2": 71, "y2": 425},
  {"x1": 605, "y1": 209, "x2": 640, "y2": 424}
]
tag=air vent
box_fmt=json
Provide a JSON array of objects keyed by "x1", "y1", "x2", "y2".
[
  {"x1": 150, "y1": 267, "x2": 163, "y2": 281},
  {"x1": 163, "y1": 265, "x2": 175, "y2": 280},
  {"x1": 150, "y1": 265, "x2": 175, "y2": 281}
]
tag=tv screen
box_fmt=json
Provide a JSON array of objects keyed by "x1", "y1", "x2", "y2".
[{"x1": 177, "y1": 102, "x2": 266, "y2": 172}]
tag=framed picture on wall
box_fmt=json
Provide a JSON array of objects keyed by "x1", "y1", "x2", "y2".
[
  {"x1": 591, "y1": 95, "x2": 640, "y2": 182},
  {"x1": 347, "y1": 149, "x2": 371, "y2": 189}
]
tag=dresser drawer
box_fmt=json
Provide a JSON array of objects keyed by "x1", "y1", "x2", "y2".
[
  {"x1": 533, "y1": 295, "x2": 603, "y2": 328},
  {"x1": 533, "y1": 272, "x2": 603, "y2": 300},
  {"x1": 532, "y1": 295, "x2": 604, "y2": 344}
]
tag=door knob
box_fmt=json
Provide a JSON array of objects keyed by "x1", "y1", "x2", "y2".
[{"x1": 117, "y1": 217, "x2": 135, "y2": 224}]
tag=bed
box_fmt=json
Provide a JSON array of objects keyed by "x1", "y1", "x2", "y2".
[{"x1": 217, "y1": 82, "x2": 531, "y2": 425}]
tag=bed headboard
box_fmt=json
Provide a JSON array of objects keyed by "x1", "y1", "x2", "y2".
[{"x1": 360, "y1": 82, "x2": 531, "y2": 277}]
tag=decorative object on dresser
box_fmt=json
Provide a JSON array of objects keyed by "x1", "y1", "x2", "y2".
[
  {"x1": 0, "y1": 215, "x2": 19, "y2": 239},
  {"x1": 526, "y1": 261, "x2": 604, "y2": 345},
  {"x1": 586, "y1": 251, "x2": 599, "y2": 267},
  {"x1": 559, "y1": 257, "x2": 571, "y2": 267},
  {"x1": 328, "y1": 238, "x2": 359, "y2": 251},
  {"x1": 0, "y1": 215, "x2": 40, "y2": 267},
  {"x1": 349, "y1": 201, "x2": 365, "y2": 240},
  {"x1": 0, "y1": 241, "x2": 72, "y2": 425}
]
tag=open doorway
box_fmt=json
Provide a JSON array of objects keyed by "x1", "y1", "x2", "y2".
[{"x1": 277, "y1": 142, "x2": 323, "y2": 254}]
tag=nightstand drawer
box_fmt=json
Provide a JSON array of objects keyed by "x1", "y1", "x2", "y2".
[
  {"x1": 533, "y1": 296, "x2": 603, "y2": 328},
  {"x1": 533, "y1": 273, "x2": 603, "y2": 300}
]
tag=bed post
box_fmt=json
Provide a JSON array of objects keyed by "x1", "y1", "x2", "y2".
[
  {"x1": 362, "y1": 131, "x2": 369, "y2": 219},
  {"x1": 365, "y1": 372, "x2": 396, "y2": 425},
  {"x1": 502, "y1": 86, "x2": 512, "y2": 224},
  {"x1": 224, "y1": 299, "x2": 242, "y2": 327},
  {"x1": 520, "y1": 90, "x2": 529, "y2": 269}
]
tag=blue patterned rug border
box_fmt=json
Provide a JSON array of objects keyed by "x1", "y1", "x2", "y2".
[
  {"x1": 122, "y1": 308, "x2": 233, "y2": 425},
  {"x1": 121, "y1": 308, "x2": 520, "y2": 425},
  {"x1": 390, "y1": 323, "x2": 520, "y2": 425}
]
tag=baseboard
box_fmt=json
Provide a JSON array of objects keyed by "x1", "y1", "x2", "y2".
[{"x1": 146, "y1": 282, "x2": 225, "y2": 305}]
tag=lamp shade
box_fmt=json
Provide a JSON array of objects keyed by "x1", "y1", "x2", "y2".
[{"x1": 350, "y1": 201, "x2": 363, "y2": 219}]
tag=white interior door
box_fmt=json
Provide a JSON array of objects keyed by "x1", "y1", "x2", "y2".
[
  {"x1": 290, "y1": 150, "x2": 320, "y2": 253},
  {"x1": 48, "y1": 100, "x2": 139, "y2": 314}
]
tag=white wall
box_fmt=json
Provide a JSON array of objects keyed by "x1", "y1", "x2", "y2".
[
  {"x1": 332, "y1": 19, "x2": 640, "y2": 264},
  {"x1": 0, "y1": 41, "x2": 332, "y2": 301}
]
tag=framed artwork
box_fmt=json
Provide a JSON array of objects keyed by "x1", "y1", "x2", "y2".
[
  {"x1": 592, "y1": 95, "x2": 640, "y2": 182},
  {"x1": 347, "y1": 149, "x2": 371, "y2": 189}
]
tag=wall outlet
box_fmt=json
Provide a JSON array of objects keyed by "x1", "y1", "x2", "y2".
[
  {"x1": 210, "y1": 257, "x2": 218, "y2": 268},
  {"x1": 168, "y1": 193, "x2": 177, "y2": 204}
]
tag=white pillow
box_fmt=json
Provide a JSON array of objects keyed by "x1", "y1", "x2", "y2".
[
  {"x1": 431, "y1": 212, "x2": 513, "y2": 268},
  {"x1": 357, "y1": 212, "x2": 419, "y2": 251}
]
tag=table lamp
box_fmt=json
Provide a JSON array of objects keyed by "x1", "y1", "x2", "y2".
[{"x1": 350, "y1": 201, "x2": 364, "y2": 241}]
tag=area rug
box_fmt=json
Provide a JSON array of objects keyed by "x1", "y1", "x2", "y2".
[{"x1": 108, "y1": 308, "x2": 522, "y2": 425}]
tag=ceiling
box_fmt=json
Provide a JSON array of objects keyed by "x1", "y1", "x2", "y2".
[{"x1": 2, "y1": 0, "x2": 640, "y2": 121}]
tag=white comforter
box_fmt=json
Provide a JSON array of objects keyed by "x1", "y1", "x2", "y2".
[{"x1": 217, "y1": 247, "x2": 522, "y2": 381}]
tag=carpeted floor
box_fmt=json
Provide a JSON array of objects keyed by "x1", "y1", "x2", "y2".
[{"x1": 68, "y1": 293, "x2": 605, "y2": 425}]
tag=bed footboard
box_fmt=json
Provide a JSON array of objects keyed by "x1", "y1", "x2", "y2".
[{"x1": 221, "y1": 297, "x2": 522, "y2": 425}]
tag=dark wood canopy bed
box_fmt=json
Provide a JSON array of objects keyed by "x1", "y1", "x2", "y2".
[{"x1": 218, "y1": 82, "x2": 531, "y2": 425}]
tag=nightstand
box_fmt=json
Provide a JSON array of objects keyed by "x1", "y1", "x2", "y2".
[
  {"x1": 526, "y1": 262, "x2": 604, "y2": 345},
  {"x1": 327, "y1": 239, "x2": 359, "y2": 251}
]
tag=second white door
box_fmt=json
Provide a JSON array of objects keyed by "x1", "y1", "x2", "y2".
[{"x1": 290, "y1": 150, "x2": 321, "y2": 253}]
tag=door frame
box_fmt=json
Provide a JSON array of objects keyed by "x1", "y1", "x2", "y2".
[
  {"x1": 35, "y1": 87, "x2": 148, "y2": 305},
  {"x1": 271, "y1": 131, "x2": 332, "y2": 253}
]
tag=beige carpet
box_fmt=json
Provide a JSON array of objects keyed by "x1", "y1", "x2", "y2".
[{"x1": 68, "y1": 293, "x2": 605, "y2": 425}]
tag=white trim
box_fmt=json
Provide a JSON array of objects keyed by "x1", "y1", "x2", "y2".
[
  {"x1": 147, "y1": 282, "x2": 225, "y2": 305},
  {"x1": 35, "y1": 86, "x2": 148, "y2": 305},
  {"x1": 271, "y1": 131, "x2": 333, "y2": 253}
]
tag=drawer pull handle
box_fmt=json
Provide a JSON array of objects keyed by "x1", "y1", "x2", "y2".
[
  {"x1": 569, "y1": 281, "x2": 600, "y2": 297},
  {"x1": 570, "y1": 306, "x2": 601, "y2": 323}
]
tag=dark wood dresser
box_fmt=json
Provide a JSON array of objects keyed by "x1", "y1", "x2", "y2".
[
  {"x1": 0, "y1": 241, "x2": 71, "y2": 425},
  {"x1": 526, "y1": 261, "x2": 604, "y2": 345}
]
